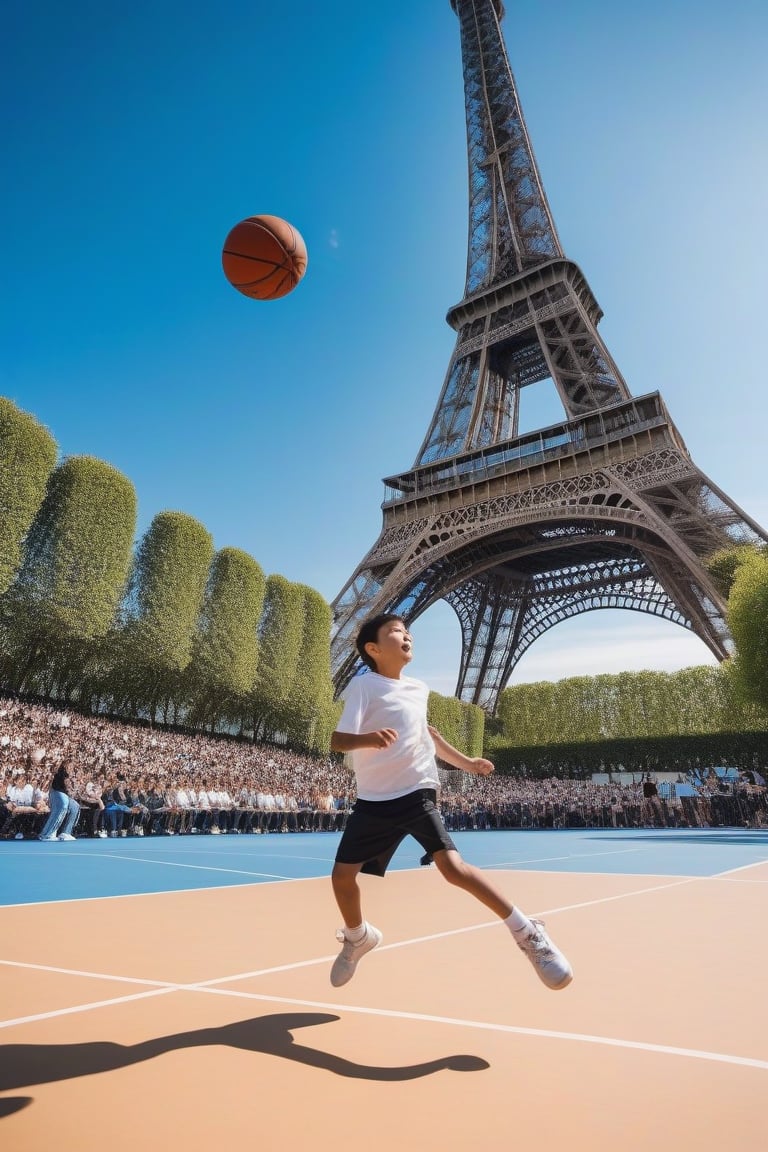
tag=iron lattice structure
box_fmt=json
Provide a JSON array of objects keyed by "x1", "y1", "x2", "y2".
[{"x1": 331, "y1": 0, "x2": 767, "y2": 711}]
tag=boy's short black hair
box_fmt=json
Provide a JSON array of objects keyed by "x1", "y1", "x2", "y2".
[{"x1": 356, "y1": 613, "x2": 406, "y2": 671}]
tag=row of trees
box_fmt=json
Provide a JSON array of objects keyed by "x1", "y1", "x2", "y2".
[
  {"x1": 489, "y1": 732, "x2": 768, "y2": 780},
  {"x1": 428, "y1": 691, "x2": 484, "y2": 759},
  {"x1": 0, "y1": 398, "x2": 341, "y2": 748},
  {"x1": 0, "y1": 397, "x2": 485, "y2": 757},
  {"x1": 492, "y1": 665, "x2": 768, "y2": 749}
]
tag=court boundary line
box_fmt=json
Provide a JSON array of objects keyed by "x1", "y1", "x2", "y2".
[
  {"x1": 0, "y1": 874, "x2": 698, "y2": 1014},
  {"x1": 0, "y1": 873, "x2": 328, "y2": 910},
  {"x1": 2, "y1": 869, "x2": 766, "y2": 1074},
  {"x1": 485, "y1": 848, "x2": 643, "y2": 867},
  {"x1": 2, "y1": 967, "x2": 765, "y2": 1074},
  {"x1": 0, "y1": 867, "x2": 704, "y2": 912},
  {"x1": 42, "y1": 851, "x2": 296, "y2": 882},
  {"x1": 714, "y1": 858, "x2": 768, "y2": 876},
  {"x1": 3, "y1": 829, "x2": 765, "y2": 910},
  {"x1": 0, "y1": 987, "x2": 178, "y2": 1031},
  {"x1": 192, "y1": 985, "x2": 768, "y2": 1072}
]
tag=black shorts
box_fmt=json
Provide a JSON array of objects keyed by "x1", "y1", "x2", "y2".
[{"x1": 334, "y1": 789, "x2": 456, "y2": 877}]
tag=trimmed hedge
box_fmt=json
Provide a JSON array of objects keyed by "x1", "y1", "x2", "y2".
[{"x1": 489, "y1": 732, "x2": 768, "y2": 779}]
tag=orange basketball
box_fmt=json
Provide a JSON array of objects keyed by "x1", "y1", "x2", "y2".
[{"x1": 222, "y1": 215, "x2": 308, "y2": 301}]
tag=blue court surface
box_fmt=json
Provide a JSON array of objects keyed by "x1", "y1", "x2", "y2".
[{"x1": 2, "y1": 827, "x2": 767, "y2": 906}]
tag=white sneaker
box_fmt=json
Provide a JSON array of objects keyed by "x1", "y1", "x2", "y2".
[
  {"x1": 14, "y1": 832, "x2": 24, "y2": 840},
  {"x1": 38, "y1": 835, "x2": 58, "y2": 841},
  {"x1": 57, "y1": 833, "x2": 76, "y2": 841},
  {"x1": 97, "y1": 830, "x2": 108, "y2": 838},
  {"x1": 330, "y1": 923, "x2": 383, "y2": 987},
  {"x1": 515, "y1": 919, "x2": 573, "y2": 990}
]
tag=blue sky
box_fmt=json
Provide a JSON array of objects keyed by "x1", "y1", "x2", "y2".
[{"x1": 3, "y1": 0, "x2": 767, "y2": 696}]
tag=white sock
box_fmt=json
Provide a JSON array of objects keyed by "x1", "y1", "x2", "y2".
[
  {"x1": 505, "y1": 908, "x2": 533, "y2": 936},
  {"x1": 344, "y1": 922, "x2": 367, "y2": 943}
]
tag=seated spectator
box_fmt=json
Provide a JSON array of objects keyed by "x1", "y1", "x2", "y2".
[
  {"x1": 103, "y1": 774, "x2": 137, "y2": 837},
  {"x1": 144, "y1": 785, "x2": 167, "y2": 835},
  {"x1": 4, "y1": 766, "x2": 46, "y2": 839},
  {"x1": 172, "y1": 779, "x2": 194, "y2": 834},
  {"x1": 77, "y1": 775, "x2": 107, "y2": 838},
  {"x1": 124, "y1": 776, "x2": 151, "y2": 836}
]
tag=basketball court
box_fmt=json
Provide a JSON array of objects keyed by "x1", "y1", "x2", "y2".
[{"x1": 1, "y1": 829, "x2": 766, "y2": 1150}]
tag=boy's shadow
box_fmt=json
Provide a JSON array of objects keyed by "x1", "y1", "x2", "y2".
[{"x1": 0, "y1": 1012, "x2": 489, "y2": 1117}]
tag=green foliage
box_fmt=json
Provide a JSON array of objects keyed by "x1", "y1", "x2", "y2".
[
  {"x1": 313, "y1": 696, "x2": 344, "y2": 755},
  {"x1": 706, "y1": 545, "x2": 765, "y2": 599},
  {"x1": 427, "y1": 691, "x2": 485, "y2": 757},
  {"x1": 727, "y1": 553, "x2": 768, "y2": 712},
  {"x1": 188, "y1": 548, "x2": 266, "y2": 728},
  {"x1": 252, "y1": 575, "x2": 306, "y2": 737},
  {"x1": 462, "y1": 700, "x2": 485, "y2": 758},
  {"x1": 116, "y1": 511, "x2": 213, "y2": 714},
  {"x1": 284, "y1": 585, "x2": 336, "y2": 751},
  {"x1": 0, "y1": 398, "x2": 344, "y2": 752},
  {"x1": 13, "y1": 456, "x2": 137, "y2": 639},
  {"x1": 0, "y1": 457, "x2": 137, "y2": 695},
  {"x1": 489, "y1": 732, "x2": 768, "y2": 780},
  {"x1": 493, "y1": 665, "x2": 767, "y2": 748},
  {"x1": 0, "y1": 398, "x2": 58, "y2": 594}
]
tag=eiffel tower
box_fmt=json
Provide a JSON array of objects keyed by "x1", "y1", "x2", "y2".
[{"x1": 331, "y1": 0, "x2": 767, "y2": 712}]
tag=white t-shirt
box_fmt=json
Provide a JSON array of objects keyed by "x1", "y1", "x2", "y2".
[
  {"x1": 7, "y1": 783, "x2": 34, "y2": 806},
  {"x1": 336, "y1": 672, "x2": 439, "y2": 801}
]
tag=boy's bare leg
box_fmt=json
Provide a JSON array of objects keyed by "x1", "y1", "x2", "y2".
[
  {"x1": 330, "y1": 861, "x2": 382, "y2": 987},
  {"x1": 432, "y1": 849, "x2": 513, "y2": 918},
  {"x1": 432, "y1": 848, "x2": 573, "y2": 989},
  {"x1": 331, "y1": 861, "x2": 365, "y2": 928}
]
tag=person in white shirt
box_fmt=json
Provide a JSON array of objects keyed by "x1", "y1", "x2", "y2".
[
  {"x1": 216, "y1": 784, "x2": 235, "y2": 833},
  {"x1": 4, "y1": 770, "x2": 44, "y2": 838},
  {"x1": 195, "y1": 782, "x2": 212, "y2": 832},
  {"x1": 174, "y1": 784, "x2": 193, "y2": 834},
  {"x1": 328, "y1": 614, "x2": 573, "y2": 993}
]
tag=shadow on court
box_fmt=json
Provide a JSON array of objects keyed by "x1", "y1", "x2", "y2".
[{"x1": 0, "y1": 1012, "x2": 489, "y2": 1114}]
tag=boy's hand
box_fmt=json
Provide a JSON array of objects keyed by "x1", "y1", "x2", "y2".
[
  {"x1": 471, "y1": 757, "x2": 495, "y2": 776},
  {"x1": 365, "y1": 728, "x2": 398, "y2": 749}
]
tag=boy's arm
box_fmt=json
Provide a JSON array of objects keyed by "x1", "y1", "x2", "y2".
[
  {"x1": 330, "y1": 729, "x2": 398, "y2": 753},
  {"x1": 427, "y1": 725, "x2": 494, "y2": 776}
]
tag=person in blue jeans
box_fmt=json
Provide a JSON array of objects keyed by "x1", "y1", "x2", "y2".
[{"x1": 38, "y1": 762, "x2": 81, "y2": 841}]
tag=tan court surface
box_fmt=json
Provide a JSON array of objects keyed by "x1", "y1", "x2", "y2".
[{"x1": 2, "y1": 865, "x2": 767, "y2": 1151}]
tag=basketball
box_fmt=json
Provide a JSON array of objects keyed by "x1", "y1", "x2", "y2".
[{"x1": 222, "y1": 215, "x2": 308, "y2": 301}]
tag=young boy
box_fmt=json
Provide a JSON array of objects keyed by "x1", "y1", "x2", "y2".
[{"x1": 329, "y1": 613, "x2": 573, "y2": 990}]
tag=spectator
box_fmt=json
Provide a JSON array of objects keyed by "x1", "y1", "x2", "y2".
[{"x1": 38, "y1": 761, "x2": 81, "y2": 842}]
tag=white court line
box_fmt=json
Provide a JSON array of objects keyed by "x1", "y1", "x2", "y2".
[
  {"x1": 486, "y1": 848, "x2": 642, "y2": 867},
  {"x1": 0, "y1": 958, "x2": 176, "y2": 988},
  {"x1": 188, "y1": 875, "x2": 697, "y2": 988},
  {"x1": 50, "y1": 851, "x2": 294, "y2": 881},
  {"x1": 0, "y1": 987, "x2": 177, "y2": 1031},
  {"x1": 0, "y1": 874, "x2": 696, "y2": 1007},
  {"x1": 714, "y1": 858, "x2": 768, "y2": 877},
  {"x1": 194, "y1": 985, "x2": 768, "y2": 1072},
  {"x1": 0, "y1": 873, "x2": 328, "y2": 910},
  {"x1": 0, "y1": 869, "x2": 751, "y2": 1064},
  {"x1": 717, "y1": 877, "x2": 768, "y2": 884}
]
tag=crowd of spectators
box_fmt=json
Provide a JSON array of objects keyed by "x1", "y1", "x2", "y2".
[
  {"x1": 437, "y1": 770, "x2": 768, "y2": 831},
  {"x1": 0, "y1": 697, "x2": 351, "y2": 840},
  {"x1": 1, "y1": 695, "x2": 766, "y2": 841}
]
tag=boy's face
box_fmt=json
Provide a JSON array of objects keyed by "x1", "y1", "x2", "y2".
[{"x1": 365, "y1": 619, "x2": 413, "y2": 674}]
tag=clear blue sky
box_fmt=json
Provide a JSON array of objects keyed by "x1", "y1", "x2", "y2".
[{"x1": 3, "y1": 0, "x2": 767, "y2": 695}]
